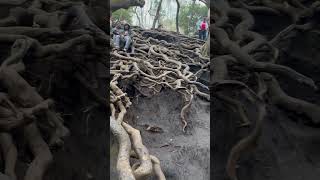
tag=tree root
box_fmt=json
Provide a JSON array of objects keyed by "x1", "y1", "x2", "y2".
[
  {"x1": 212, "y1": 1, "x2": 320, "y2": 180},
  {"x1": 263, "y1": 74, "x2": 320, "y2": 124},
  {"x1": 150, "y1": 155, "x2": 166, "y2": 180},
  {"x1": 110, "y1": 116, "x2": 135, "y2": 180},
  {"x1": 122, "y1": 122, "x2": 153, "y2": 180},
  {"x1": 23, "y1": 123, "x2": 53, "y2": 180},
  {"x1": 215, "y1": 93, "x2": 250, "y2": 127},
  {"x1": 0, "y1": 0, "x2": 108, "y2": 178},
  {"x1": 0, "y1": 133, "x2": 17, "y2": 180},
  {"x1": 110, "y1": 26, "x2": 209, "y2": 179},
  {"x1": 212, "y1": 25, "x2": 317, "y2": 89}
]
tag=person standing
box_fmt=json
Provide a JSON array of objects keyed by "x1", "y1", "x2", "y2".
[{"x1": 199, "y1": 17, "x2": 208, "y2": 40}]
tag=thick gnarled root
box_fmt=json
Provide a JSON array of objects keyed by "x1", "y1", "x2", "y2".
[
  {"x1": 0, "y1": 0, "x2": 107, "y2": 179},
  {"x1": 45, "y1": 111, "x2": 70, "y2": 146},
  {"x1": 23, "y1": 123, "x2": 53, "y2": 180},
  {"x1": 0, "y1": 133, "x2": 17, "y2": 180},
  {"x1": 211, "y1": 1, "x2": 320, "y2": 180},
  {"x1": 110, "y1": 117, "x2": 135, "y2": 180},
  {"x1": 122, "y1": 122, "x2": 153, "y2": 180},
  {"x1": 263, "y1": 74, "x2": 320, "y2": 124}
]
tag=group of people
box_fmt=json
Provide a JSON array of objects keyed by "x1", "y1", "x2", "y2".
[
  {"x1": 109, "y1": 15, "x2": 208, "y2": 50},
  {"x1": 110, "y1": 16, "x2": 133, "y2": 52},
  {"x1": 196, "y1": 17, "x2": 209, "y2": 40}
]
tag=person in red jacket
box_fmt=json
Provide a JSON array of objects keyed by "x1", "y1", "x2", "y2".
[{"x1": 199, "y1": 17, "x2": 208, "y2": 40}]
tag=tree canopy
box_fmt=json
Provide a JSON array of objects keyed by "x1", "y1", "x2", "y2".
[{"x1": 112, "y1": 8, "x2": 134, "y2": 24}]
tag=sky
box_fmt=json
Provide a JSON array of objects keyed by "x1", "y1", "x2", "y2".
[{"x1": 131, "y1": 0, "x2": 205, "y2": 29}]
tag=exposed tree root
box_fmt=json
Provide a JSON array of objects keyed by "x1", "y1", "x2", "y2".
[
  {"x1": 0, "y1": 0, "x2": 107, "y2": 179},
  {"x1": 122, "y1": 122, "x2": 152, "y2": 180},
  {"x1": 110, "y1": 26, "x2": 209, "y2": 179},
  {"x1": 23, "y1": 123, "x2": 53, "y2": 180},
  {"x1": 263, "y1": 74, "x2": 320, "y2": 124},
  {"x1": 0, "y1": 133, "x2": 17, "y2": 180},
  {"x1": 110, "y1": 116, "x2": 135, "y2": 180},
  {"x1": 212, "y1": 1, "x2": 320, "y2": 180}
]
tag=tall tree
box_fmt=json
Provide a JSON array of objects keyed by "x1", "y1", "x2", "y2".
[
  {"x1": 134, "y1": 7, "x2": 142, "y2": 27},
  {"x1": 139, "y1": 7, "x2": 144, "y2": 26},
  {"x1": 175, "y1": 0, "x2": 180, "y2": 33},
  {"x1": 187, "y1": 0, "x2": 196, "y2": 34},
  {"x1": 152, "y1": 0, "x2": 163, "y2": 29}
]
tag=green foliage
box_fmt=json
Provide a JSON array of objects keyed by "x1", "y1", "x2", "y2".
[
  {"x1": 179, "y1": 3, "x2": 208, "y2": 35},
  {"x1": 112, "y1": 8, "x2": 134, "y2": 24}
]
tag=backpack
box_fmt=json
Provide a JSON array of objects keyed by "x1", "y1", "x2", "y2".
[{"x1": 201, "y1": 22, "x2": 206, "y2": 30}]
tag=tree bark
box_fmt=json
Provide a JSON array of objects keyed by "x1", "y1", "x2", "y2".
[
  {"x1": 152, "y1": 0, "x2": 163, "y2": 29},
  {"x1": 134, "y1": 7, "x2": 142, "y2": 27},
  {"x1": 175, "y1": 0, "x2": 180, "y2": 33},
  {"x1": 187, "y1": 0, "x2": 196, "y2": 34}
]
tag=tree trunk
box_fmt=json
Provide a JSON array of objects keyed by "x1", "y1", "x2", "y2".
[
  {"x1": 187, "y1": 0, "x2": 196, "y2": 34},
  {"x1": 152, "y1": 0, "x2": 163, "y2": 29},
  {"x1": 175, "y1": 0, "x2": 180, "y2": 33},
  {"x1": 140, "y1": 7, "x2": 144, "y2": 27},
  {"x1": 134, "y1": 7, "x2": 142, "y2": 27}
]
